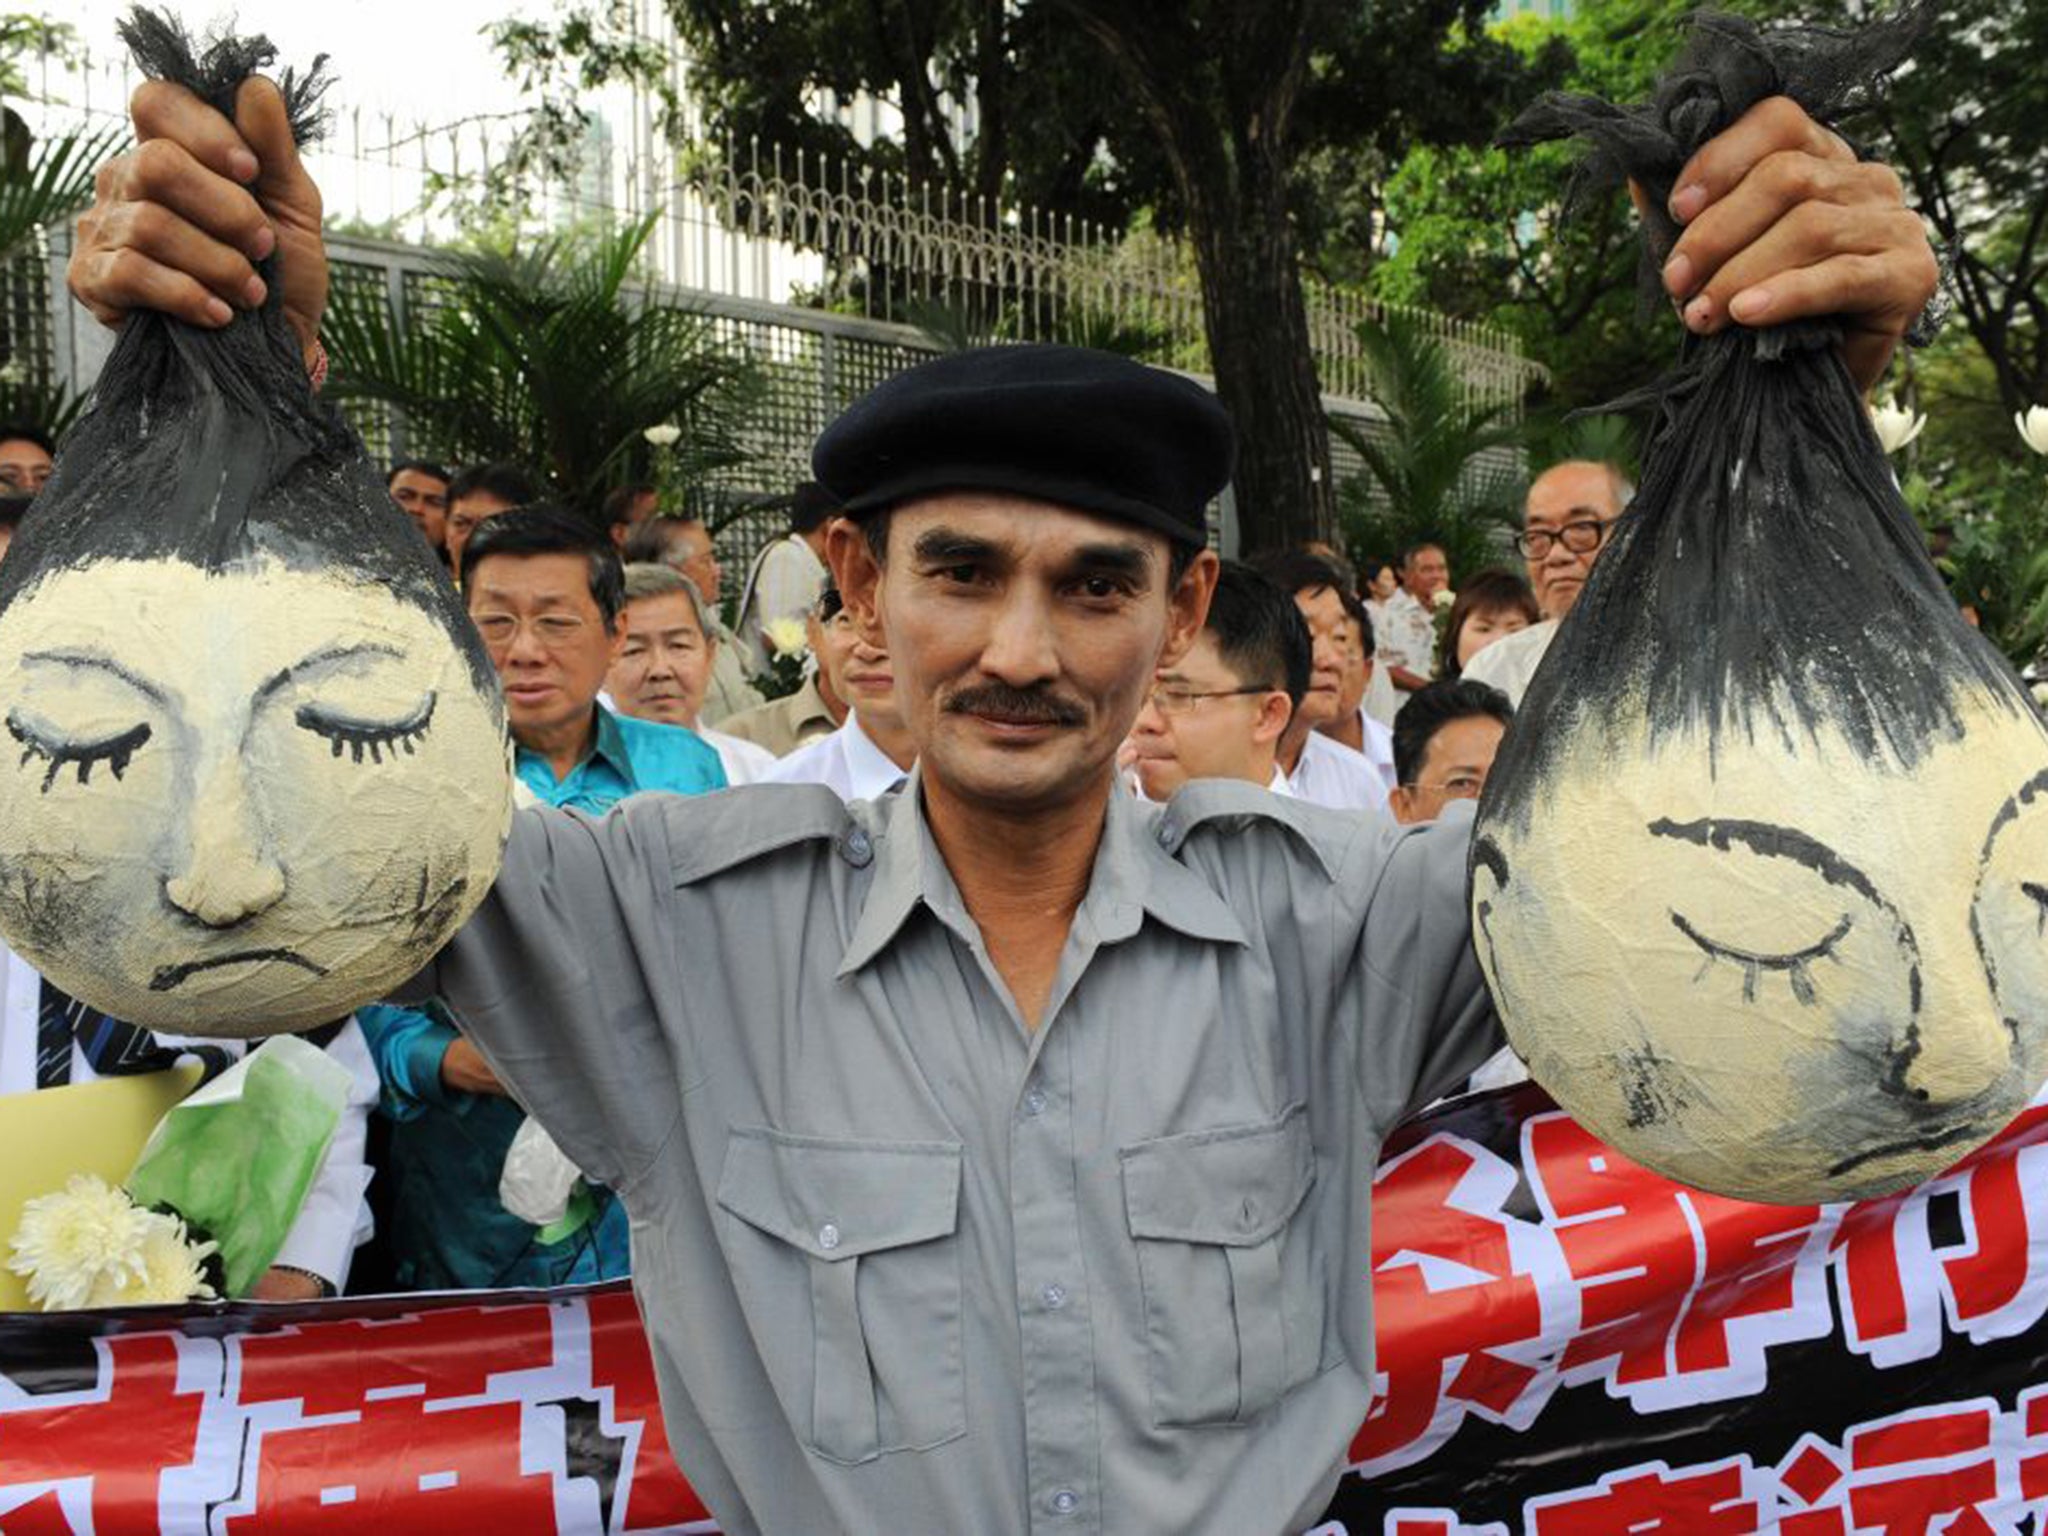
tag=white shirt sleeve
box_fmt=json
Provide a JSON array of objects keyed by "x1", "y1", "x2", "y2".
[{"x1": 268, "y1": 1019, "x2": 379, "y2": 1290}]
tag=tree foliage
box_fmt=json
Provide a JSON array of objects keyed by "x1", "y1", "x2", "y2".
[
  {"x1": 1371, "y1": 0, "x2": 1712, "y2": 417},
  {"x1": 1812, "y1": 0, "x2": 2047, "y2": 420},
  {"x1": 322, "y1": 215, "x2": 761, "y2": 513}
]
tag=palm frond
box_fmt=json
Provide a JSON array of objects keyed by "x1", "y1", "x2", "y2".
[
  {"x1": 0, "y1": 121, "x2": 127, "y2": 266},
  {"x1": 326, "y1": 214, "x2": 761, "y2": 512},
  {"x1": 0, "y1": 373, "x2": 89, "y2": 439},
  {"x1": 1335, "y1": 311, "x2": 1530, "y2": 579}
]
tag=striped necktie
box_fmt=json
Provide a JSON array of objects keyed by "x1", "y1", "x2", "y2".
[
  {"x1": 32, "y1": 981, "x2": 72, "y2": 1090},
  {"x1": 33, "y1": 980, "x2": 236, "y2": 1090}
]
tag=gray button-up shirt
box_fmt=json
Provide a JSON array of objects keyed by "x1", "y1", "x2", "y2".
[{"x1": 408, "y1": 774, "x2": 1498, "y2": 1536}]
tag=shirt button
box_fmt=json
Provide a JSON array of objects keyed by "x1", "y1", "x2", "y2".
[
  {"x1": 1048, "y1": 1488, "x2": 1081, "y2": 1516},
  {"x1": 1022, "y1": 1087, "x2": 1049, "y2": 1117},
  {"x1": 1040, "y1": 1282, "x2": 1067, "y2": 1310},
  {"x1": 817, "y1": 1222, "x2": 841, "y2": 1251}
]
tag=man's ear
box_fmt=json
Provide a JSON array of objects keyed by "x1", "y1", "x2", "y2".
[
  {"x1": 826, "y1": 518, "x2": 884, "y2": 644},
  {"x1": 1158, "y1": 548, "x2": 1220, "y2": 667},
  {"x1": 1387, "y1": 785, "x2": 1417, "y2": 826},
  {"x1": 605, "y1": 610, "x2": 628, "y2": 662},
  {"x1": 1252, "y1": 690, "x2": 1292, "y2": 749}
]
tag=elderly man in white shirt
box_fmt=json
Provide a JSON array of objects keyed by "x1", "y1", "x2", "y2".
[
  {"x1": 0, "y1": 941, "x2": 377, "y2": 1298},
  {"x1": 1464, "y1": 461, "x2": 1632, "y2": 705},
  {"x1": 1315, "y1": 585, "x2": 1399, "y2": 794},
  {"x1": 608, "y1": 564, "x2": 780, "y2": 785},
  {"x1": 763, "y1": 585, "x2": 917, "y2": 802}
]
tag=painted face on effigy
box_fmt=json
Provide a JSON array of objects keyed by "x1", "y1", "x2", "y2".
[
  {"x1": 1474, "y1": 680, "x2": 2048, "y2": 1206},
  {"x1": 0, "y1": 557, "x2": 509, "y2": 1034}
]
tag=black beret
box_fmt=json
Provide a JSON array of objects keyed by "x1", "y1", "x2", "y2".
[
  {"x1": 812, "y1": 344, "x2": 1235, "y2": 544},
  {"x1": 789, "y1": 480, "x2": 840, "y2": 534}
]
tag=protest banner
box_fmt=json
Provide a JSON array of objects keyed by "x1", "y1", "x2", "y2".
[{"x1": 6, "y1": 1084, "x2": 2046, "y2": 1533}]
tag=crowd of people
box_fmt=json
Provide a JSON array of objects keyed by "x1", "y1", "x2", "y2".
[
  {"x1": 20, "y1": 53, "x2": 1951, "y2": 1529},
  {"x1": 0, "y1": 389, "x2": 1630, "y2": 1297}
]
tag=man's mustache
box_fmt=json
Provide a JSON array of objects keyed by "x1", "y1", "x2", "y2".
[{"x1": 944, "y1": 683, "x2": 1087, "y2": 727}]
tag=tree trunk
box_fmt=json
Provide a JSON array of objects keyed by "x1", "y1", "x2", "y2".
[
  {"x1": 1053, "y1": 0, "x2": 1337, "y2": 554},
  {"x1": 1185, "y1": 155, "x2": 1336, "y2": 553}
]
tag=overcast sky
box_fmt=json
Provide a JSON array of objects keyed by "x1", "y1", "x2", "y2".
[{"x1": 55, "y1": 0, "x2": 523, "y2": 126}]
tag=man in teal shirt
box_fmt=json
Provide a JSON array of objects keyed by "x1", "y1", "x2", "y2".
[{"x1": 361, "y1": 504, "x2": 725, "y2": 1289}]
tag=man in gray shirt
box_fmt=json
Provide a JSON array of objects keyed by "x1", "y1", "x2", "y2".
[{"x1": 70, "y1": 74, "x2": 1939, "y2": 1536}]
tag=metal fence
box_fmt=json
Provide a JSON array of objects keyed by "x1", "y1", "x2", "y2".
[
  {"x1": 326, "y1": 232, "x2": 972, "y2": 562},
  {"x1": 21, "y1": 39, "x2": 1541, "y2": 406},
  {"x1": 322, "y1": 231, "x2": 1518, "y2": 567},
  {"x1": 19, "y1": 41, "x2": 1537, "y2": 565},
  {"x1": 680, "y1": 138, "x2": 1541, "y2": 414}
]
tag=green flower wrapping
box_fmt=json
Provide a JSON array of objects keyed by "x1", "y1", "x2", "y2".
[{"x1": 125, "y1": 1035, "x2": 350, "y2": 1296}]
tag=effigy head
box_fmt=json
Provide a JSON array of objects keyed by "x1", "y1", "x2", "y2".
[
  {"x1": 0, "y1": 12, "x2": 510, "y2": 1035},
  {"x1": 1476, "y1": 7, "x2": 2048, "y2": 1203}
]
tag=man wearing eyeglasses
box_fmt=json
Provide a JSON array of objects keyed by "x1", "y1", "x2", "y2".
[
  {"x1": 462, "y1": 505, "x2": 727, "y2": 810},
  {"x1": 1464, "y1": 460, "x2": 1633, "y2": 705},
  {"x1": 1126, "y1": 561, "x2": 1308, "y2": 801},
  {"x1": 1387, "y1": 678, "x2": 1514, "y2": 826}
]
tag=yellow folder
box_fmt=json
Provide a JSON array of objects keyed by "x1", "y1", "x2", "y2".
[{"x1": 0, "y1": 1066, "x2": 202, "y2": 1311}]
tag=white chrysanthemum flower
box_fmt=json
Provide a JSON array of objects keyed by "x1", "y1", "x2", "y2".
[
  {"x1": 97, "y1": 1211, "x2": 219, "y2": 1307},
  {"x1": 643, "y1": 423, "x2": 683, "y2": 448},
  {"x1": 1432, "y1": 587, "x2": 1457, "y2": 612},
  {"x1": 7, "y1": 1175, "x2": 154, "y2": 1312},
  {"x1": 763, "y1": 616, "x2": 811, "y2": 659}
]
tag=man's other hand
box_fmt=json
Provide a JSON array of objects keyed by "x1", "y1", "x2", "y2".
[
  {"x1": 441, "y1": 1035, "x2": 507, "y2": 1097},
  {"x1": 1651, "y1": 95, "x2": 1938, "y2": 396},
  {"x1": 68, "y1": 76, "x2": 327, "y2": 361}
]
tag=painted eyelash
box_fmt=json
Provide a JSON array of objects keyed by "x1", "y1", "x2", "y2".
[
  {"x1": 1671, "y1": 910, "x2": 1853, "y2": 1007},
  {"x1": 6, "y1": 710, "x2": 152, "y2": 793},
  {"x1": 295, "y1": 692, "x2": 437, "y2": 764}
]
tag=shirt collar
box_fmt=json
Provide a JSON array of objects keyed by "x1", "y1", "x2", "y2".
[
  {"x1": 840, "y1": 714, "x2": 911, "y2": 803},
  {"x1": 587, "y1": 705, "x2": 639, "y2": 790},
  {"x1": 791, "y1": 676, "x2": 842, "y2": 736},
  {"x1": 514, "y1": 704, "x2": 635, "y2": 790},
  {"x1": 837, "y1": 767, "x2": 1247, "y2": 977}
]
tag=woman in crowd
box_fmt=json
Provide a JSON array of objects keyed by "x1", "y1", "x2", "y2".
[{"x1": 1438, "y1": 568, "x2": 1539, "y2": 679}]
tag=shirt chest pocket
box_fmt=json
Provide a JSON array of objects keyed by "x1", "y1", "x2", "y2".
[
  {"x1": 1120, "y1": 1104, "x2": 1327, "y2": 1428},
  {"x1": 715, "y1": 1128, "x2": 966, "y2": 1465}
]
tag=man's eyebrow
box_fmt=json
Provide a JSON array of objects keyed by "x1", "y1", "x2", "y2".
[
  {"x1": 22, "y1": 649, "x2": 167, "y2": 704},
  {"x1": 1647, "y1": 816, "x2": 1883, "y2": 907},
  {"x1": 255, "y1": 641, "x2": 408, "y2": 704},
  {"x1": 1066, "y1": 541, "x2": 1155, "y2": 579},
  {"x1": 911, "y1": 528, "x2": 1004, "y2": 565}
]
